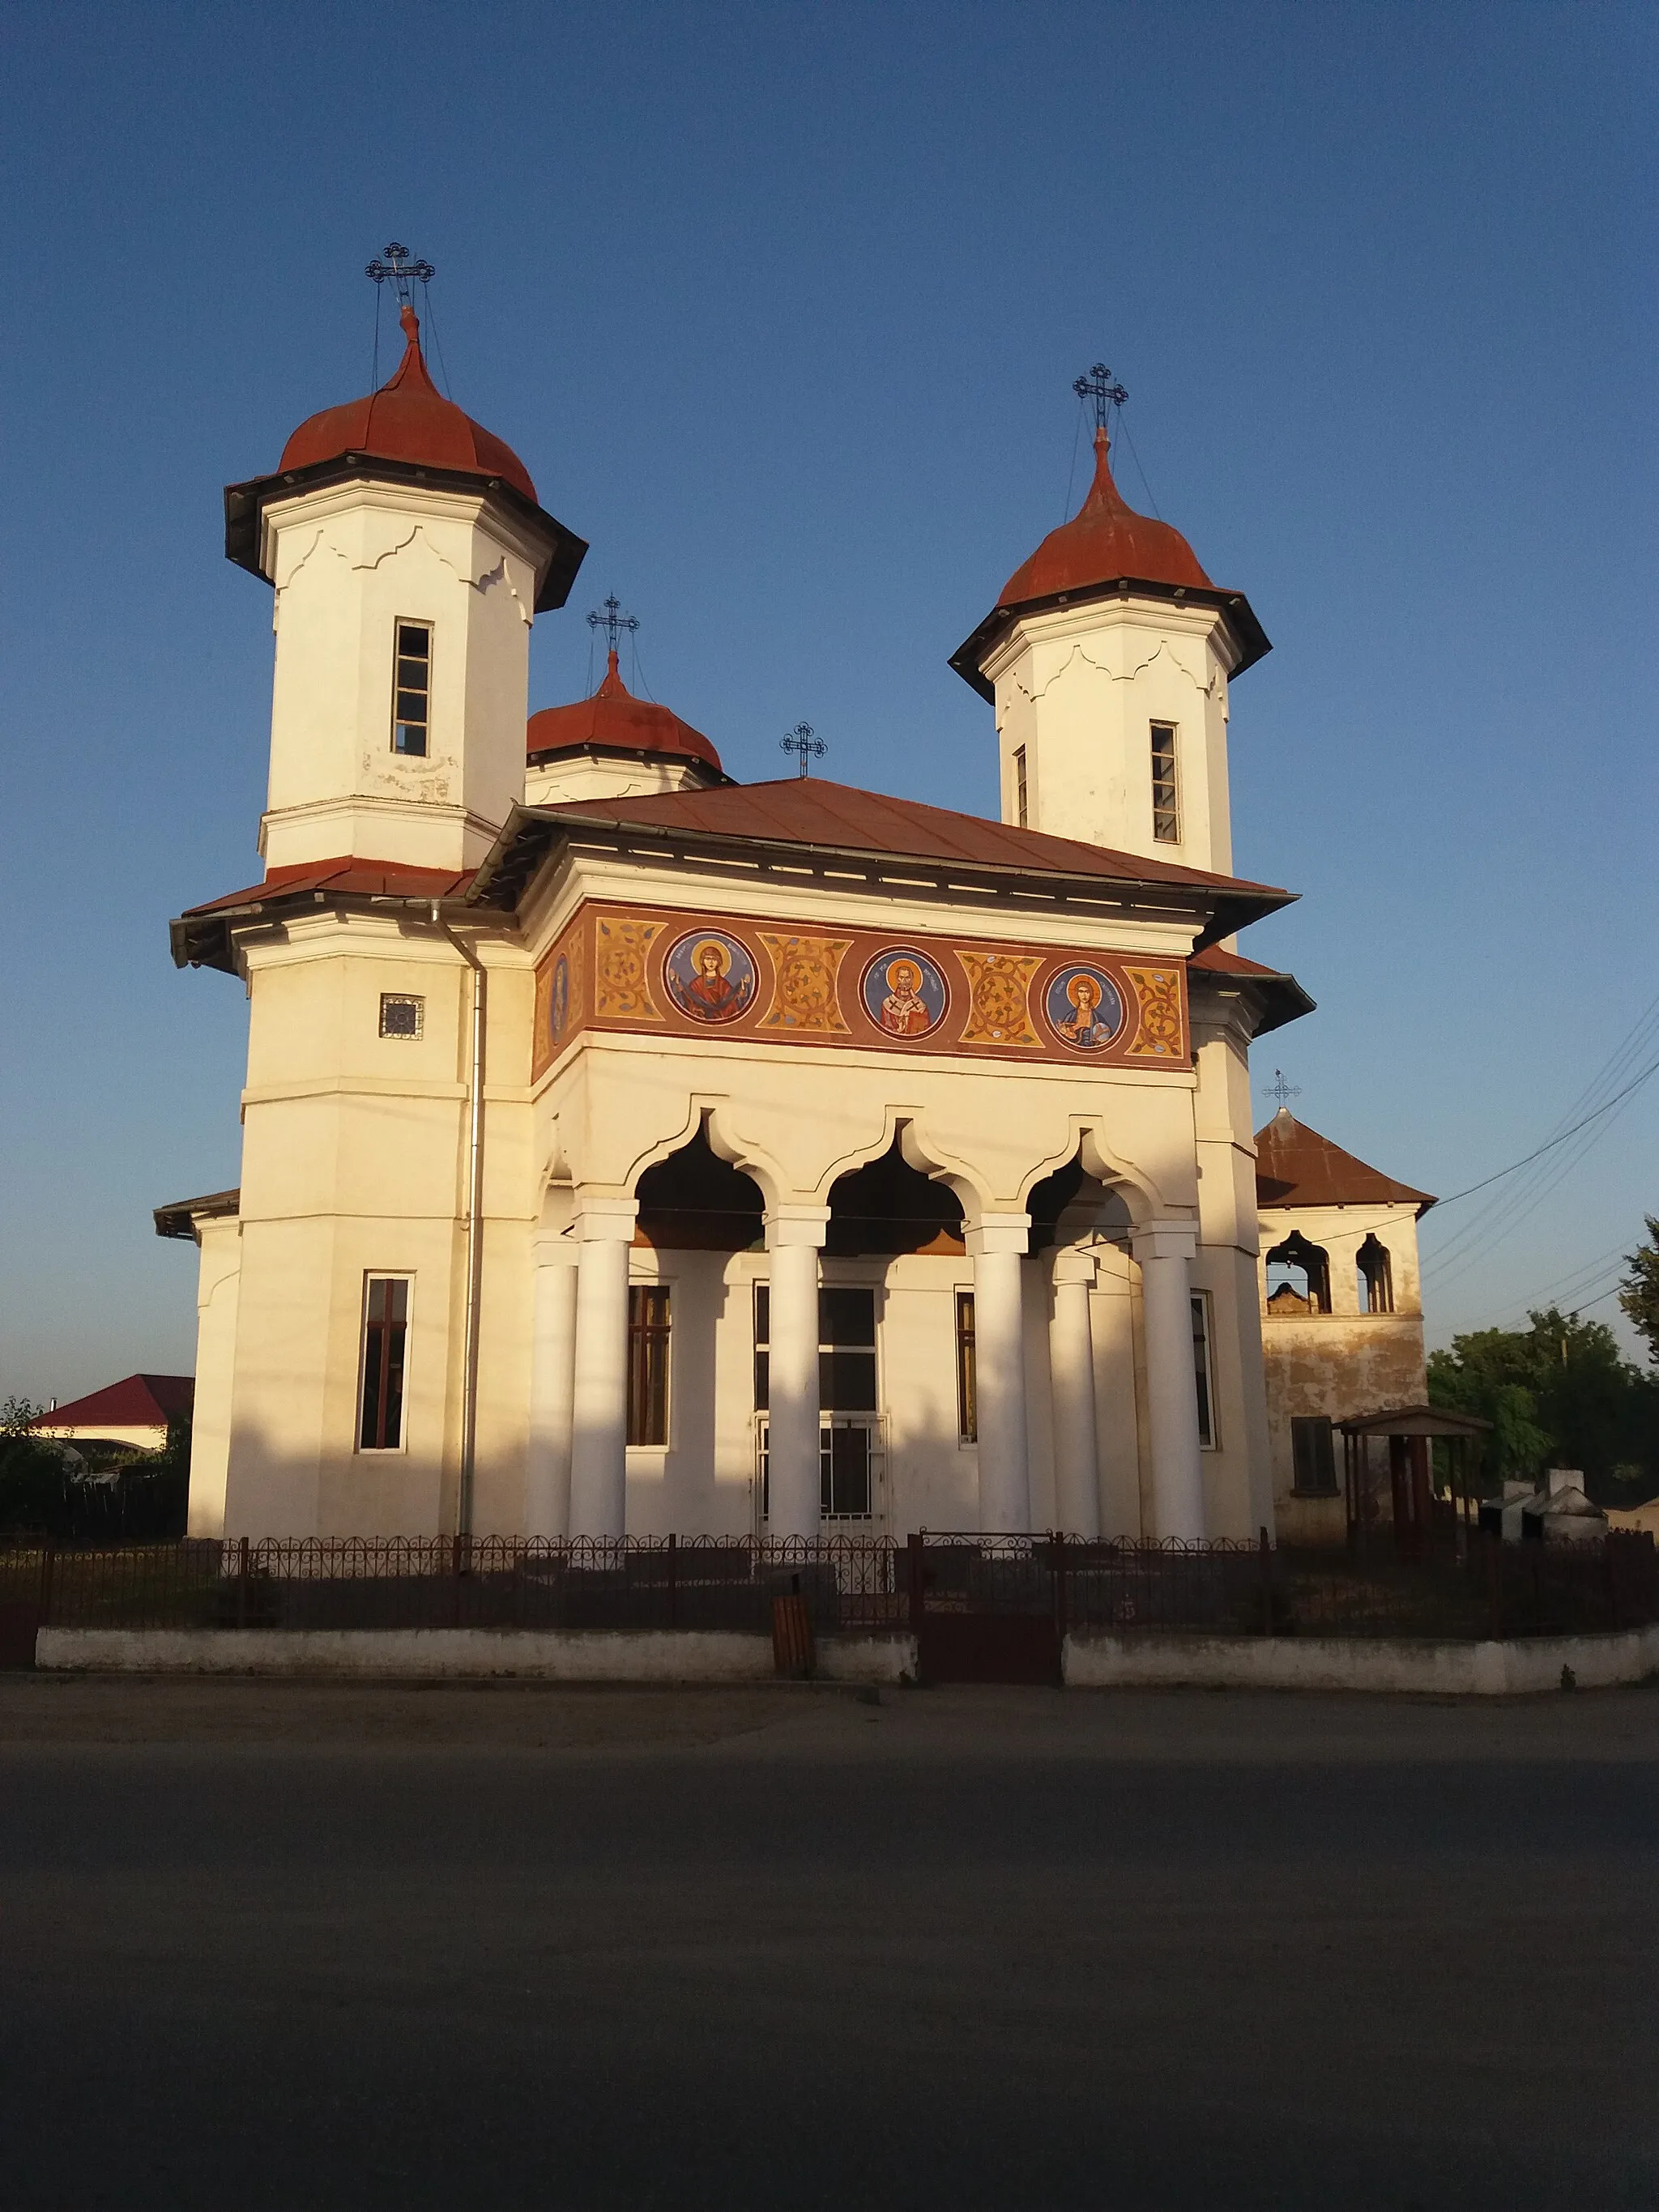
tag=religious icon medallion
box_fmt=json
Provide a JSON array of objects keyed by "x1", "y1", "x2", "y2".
[
  {"x1": 859, "y1": 947, "x2": 948, "y2": 1039},
  {"x1": 663, "y1": 928, "x2": 759, "y2": 1025},
  {"x1": 549, "y1": 954, "x2": 570, "y2": 1045},
  {"x1": 1042, "y1": 964, "x2": 1124, "y2": 1051}
]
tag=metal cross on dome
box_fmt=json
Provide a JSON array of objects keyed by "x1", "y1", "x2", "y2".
[
  {"x1": 781, "y1": 722, "x2": 826, "y2": 778},
  {"x1": 587, "y1": 595, "x2": 640, "y2": 655},
  {"x1": 1073, "y1": 361, "x2": 1129, "y2": 429},
  {"x1": 1264, "y1": 1070, "x2": 1302, "y2": 1110},
  {"x1": 366, "y1": 242, "x2": 435, "y2": 303}
]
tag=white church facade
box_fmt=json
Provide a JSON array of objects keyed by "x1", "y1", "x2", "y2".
[{"x1": 157, "y1": 296, "x2": 1437, "y2": 1549}]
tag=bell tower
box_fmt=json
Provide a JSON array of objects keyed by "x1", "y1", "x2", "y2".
[
  {"x1": 950, "y1": 367, "x2": 1269, "y2": 876},
  {"x1": 224, "y1": 275, "x2": 586, "y2": 873}
]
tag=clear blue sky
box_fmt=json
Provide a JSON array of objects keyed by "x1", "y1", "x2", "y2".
[{"x1": 2, "y1": 2, "x2": 1654, "y2": 1402}]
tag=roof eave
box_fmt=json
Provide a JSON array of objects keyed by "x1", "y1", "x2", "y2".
[
  {"x1": 467, "y1": 803, "x2": 1294, "y2": 944},
  {"x1": 949, "y1": 575, "x2": 1272, "y2": 698},
  {"x1": 1189, "y1": 963, "x2": 1316, "y2": 1038},
  {"x1": 526, "y1": 741, "x2": 733, "y2": 786},
  {"x1": 224, "y1": 454, "x2": 588, "y2": 612}
]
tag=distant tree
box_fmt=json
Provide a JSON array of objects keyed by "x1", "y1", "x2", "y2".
[
  {"x1": 1619, "y1": 1218, "x2": 1659, "y2": 1365},
  {"x1": 0, "y1": 1397, "x2": 75, "y2": 1535},
  {"x1": 1428, "y1": 1307, "x2": 1659, "y2": 1505}
]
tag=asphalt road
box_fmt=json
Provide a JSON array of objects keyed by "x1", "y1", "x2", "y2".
[{"x1": 1, "y1": 1675, "x2": 1655, "y2": 2210}]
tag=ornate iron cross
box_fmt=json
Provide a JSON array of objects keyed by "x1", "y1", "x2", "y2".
[
  {"x1": 366, "y1": 241, "x2": 435, "y2": 303},
  {"x1": 587, "y1": 595, "x2": 640, "y2": 654},
  {"x1": 1073, "y1": 361, "x2": 1128, "y2": 429},
  {"x1": 1264, "y1": 1069, "x2": 1302, "y2": 1109},
  {"x1": 781, "y1": 722, "x2": 826, "y2": 778}
]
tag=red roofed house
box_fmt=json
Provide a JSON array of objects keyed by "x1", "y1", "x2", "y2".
[
  {"x1": 152, "y1": 289, "x2": 1427, "y2": 1550},
  {"x1": 32, "y1": 1375, "x2": 194, "y2": 1457}
]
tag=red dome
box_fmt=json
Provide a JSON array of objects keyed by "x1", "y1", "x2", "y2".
[
  {"x1": 279, "y1": 304, "x2": 538, "y2": 506},
  {"x1": 527, "y1": 652, "x2": 723, "y2": 776},
  {"x1": 1000, "y1": 425, "x2": 1212, "y2": 606}
]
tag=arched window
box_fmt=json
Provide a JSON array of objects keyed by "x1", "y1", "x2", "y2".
[
  {"x1": 1357, "y1": 1234, "x2": 1394, "y2": 1315},
  {"x1": 1265, "y1": 1230, "x2": 1331, "y2": 1315}
]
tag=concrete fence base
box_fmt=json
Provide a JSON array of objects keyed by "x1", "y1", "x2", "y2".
[
  {"x1": 36, "y1": 1627, "x2": 916, "y2": 1685},
  {"x1": 1061, "y1": 1626, "x2": 1659, "y2": 1694}
]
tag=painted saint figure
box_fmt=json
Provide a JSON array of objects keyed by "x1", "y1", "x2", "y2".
[
  {"x1": 879, "y1": 958, "x2": 932, "y2": 1037},
  {"x1": 664, "y1": 929, "x2": 758, "y2": 1025},
  {"x1": 1044, "y1": 965, "x2": 1124, "y2": 1051}
]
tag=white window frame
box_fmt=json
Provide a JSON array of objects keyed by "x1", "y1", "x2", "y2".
[
  {"x1": 356, "y1": 1272, "x2": 414, "y2": 1455},
  {"x1": 1150, "y1": 721, "x2": 1180, "y2": 845}
]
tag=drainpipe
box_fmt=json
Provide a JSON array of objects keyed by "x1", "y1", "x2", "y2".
[{"x1": 432, "y1": 901, "x2": 486, "y2": 1537}]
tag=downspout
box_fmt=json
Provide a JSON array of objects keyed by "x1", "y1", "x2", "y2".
[{"x1": 433, "y1": 901, "x2": 486, "y2": 1537}]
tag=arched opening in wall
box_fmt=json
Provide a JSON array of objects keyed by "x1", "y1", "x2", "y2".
[
  {"x1": 1357, "y1": 1234, "x2": 1394, "y2": 1315},
  {"x1": 1026, "y1": 1151, "x2": 1131, "y2": 1253},
  {"x1": 825, "y1": 1137, "x2": 963, "y2": 1258},
  {"x1": 633, "y1": 1121, "x2": 765, "y2": 1252},
  {"x1": 1265, "y1": 1230, "x2": 1331, "y2": 1315}
]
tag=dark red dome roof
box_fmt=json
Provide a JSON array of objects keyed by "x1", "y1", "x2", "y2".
[
  {"x1": 279, "y1": 304, "x2": 537, "y2": 505},
  {"x1": 527, "y1": 652, "x2": 723, "y2": 775},
  {"x1": 1000, "y1": 425, "x2": 1212, "y2": 606}
]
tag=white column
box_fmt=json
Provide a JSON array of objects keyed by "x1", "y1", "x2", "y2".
[
  {"x1": 1050, "y1": 1247, "x2": 1099, "y2": 1539},
  {"x1": 526, "y1": 1238, "x2": 579, "y2": 1539},
  {"x1": 567, "y1": 1198, "x2": 638, "y2": 1541},
  {"x1": 1132, "y1": 1221, "x2": 1206, "y2": 1542},
  {"x1": 966, "y1": 1213, "x2": 1031, "y2": 1532},
  {"x1": 764, "y1": 1206, "x2": 830, "y2": 1541}
]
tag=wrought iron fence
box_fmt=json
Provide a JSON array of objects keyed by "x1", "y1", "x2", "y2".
[{"x1": 2, "y1": 1528, "x2": 1654, "y2": 1644}]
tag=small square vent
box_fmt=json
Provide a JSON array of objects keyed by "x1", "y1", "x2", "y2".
[{"x1": 379, "y1": 993, "x2": 424, "y2": 1040}]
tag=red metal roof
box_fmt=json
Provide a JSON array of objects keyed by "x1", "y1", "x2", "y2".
[
  {"x1": 1000, "y1": 427, "x2": 1213, "y2": 606},
  {"x1": 543, "y1": 777, "x2": 1288, "y2": 901},
  {"x1": 1191, "y1": 945, "x2": 1281, "y2": 981},
  {"x1": 182, "y1": 857, "x2": 474, "y2": 920},
  {"x1": 32, "y1": 1375, "x2": 194, "y2": 1433},
  {"x1": 527, "y1": 652, "x2": 723, "y2": 774},
  {"x1": 1254, "y1": 1110, "x2": 1435, "y2": 1213},
  {"x1": 279, "y1": 305, "x2": 537, "y2": 505}
]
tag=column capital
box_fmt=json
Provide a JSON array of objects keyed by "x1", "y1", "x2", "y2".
[
  {"x1": 531, "y1": 1231, "x2": 582, "y2": 1268},
  {"x1": 1051, "y1": 1245, "x2": 1098, "y2": 1287},
  {"x1": 963, "y1": 1212, "x2": 1030, "y2": 1257},
  {"x1": 764, "y1": 1205, "x2": 831, "y2": 1251},
  {"x1": 574, "y1": 1196, "x2": 640, "y2": 1242},
  {"x1": 1131, "y1": 1219, "x2": 1198, "y2": 1264}
]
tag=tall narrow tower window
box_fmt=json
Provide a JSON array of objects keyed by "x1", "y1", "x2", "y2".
[
  {"x1": 1150, "y1": 723, "x2": 1179, "y2": 843},
  {"x1": 392, "y1": 622, "x2": 432, "y2": 757},
  {"x1": 1013, "y1": 747, "x2": 1029, "y2": 828}
]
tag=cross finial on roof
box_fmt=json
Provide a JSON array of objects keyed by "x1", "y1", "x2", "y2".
[
  {"x1": 587, "y1": 595, "x2": 640, "y2": 657},
  {"x1": 781, "y1": 721, "x2": 826, "y2": 778},
  {"x1": 366, "y1": 241, "x2": 435, "y2": 305},
  {"x1": 1264, "y1": 1069, "x2": 1302, "y2": 1110},
  {"x1": 1073, "y1": 361, "x2": 1128, "y2": 430}
]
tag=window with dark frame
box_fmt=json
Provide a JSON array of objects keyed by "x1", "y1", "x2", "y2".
[
  {"x1": 392, "y1": 622, "x2": 432, "y2": 757},
  {"x1": 627, "y1": 1285, "x2": 672, "y2": 1447},
  {"x1": 378, "y1": 993, "x2": 424, "y2": 1039},
  {"x1": 358, "y1": 1276, "x2": 410, "y2": 1451},
  {"x1": 1192, "y1": 1293, "x2": 1215, "y2": 1448},
  {"x1": 956, "y1": 1290, "x2": 978, "y2": 1442},
  {"x1": 1291, "y1": 1415, "x2": 1338, "y2": 1495},
  {"x1": 1013, "y1": 746, "x2": 1029, "y2": 828},
  {"x1": 1150, "y1": 722, "x2": 1179, "y2": 843}
]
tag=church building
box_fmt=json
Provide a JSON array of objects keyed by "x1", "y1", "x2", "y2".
[{"x1": 157, "y1": 292, "x2": 1414, "y2": 1549}]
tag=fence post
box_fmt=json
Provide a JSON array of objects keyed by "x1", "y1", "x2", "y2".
[
  {"x1": 39, "y1": 1540, "x2": 56, "y2": 1633},
  {"x1": 667, "y1": 1532, "x2": 677, "y2": 1631},
  {"x1": 907, "y1": 1531, "x2": 924, "y2": 1633},
  {"x1": 236, "y1": 1534, "x2": 249, "y2": 1630},
  {"x1": 1486, "y1": 1535, "x2": 1503, "y2": 1643},
  {"x1": 1259, "y1": 1527, "x2": 1273, "y2": 1637},
  {"x1": 1053, "y1": 1531, "x2": 1068, "y2": 1647}
]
